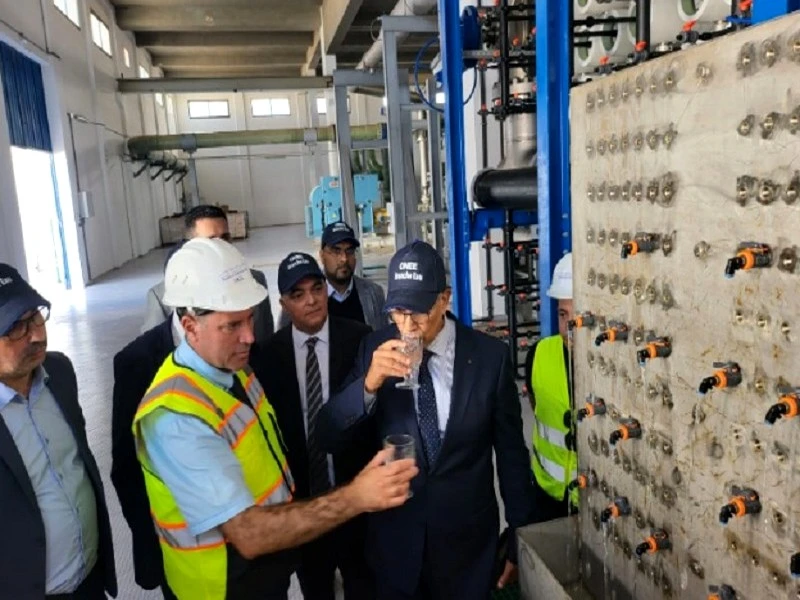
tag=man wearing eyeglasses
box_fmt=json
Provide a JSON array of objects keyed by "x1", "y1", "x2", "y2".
[
  {"x1": 141, "y1": 204, "x2": 275, "y2": 344},
  {"x1": 318, "y1": 241, "x2": 536, "y2": 600},
  {"x1": 0, "y1": 264, "x2": 117, "y2": 599},
  {"x1": 278, "y1": 222, "x2": 385, "y2": 331}
]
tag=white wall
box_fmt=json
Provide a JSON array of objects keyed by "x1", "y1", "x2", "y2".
[
  {"x1": 174, "y1": 90, "x2": 384, "y2": 227},
  {"x1": 0, "y1": 0, "x2": 180, "y2": 283}
]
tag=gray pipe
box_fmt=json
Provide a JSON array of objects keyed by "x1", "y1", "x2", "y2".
[
  {"x1": 357, "y1": 0, "x2": 438, "y2": 70},
  {"x1": 127, "y1": 123, "x2": 387, "y2": 160}
]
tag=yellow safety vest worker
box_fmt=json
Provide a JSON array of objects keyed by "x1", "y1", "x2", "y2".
[
  {"x1": 530, "y1": 334, "x2": 578, "y2": 508},
  {"x1": 132, "y1": 355, "x2": 295, "y2": 600}
]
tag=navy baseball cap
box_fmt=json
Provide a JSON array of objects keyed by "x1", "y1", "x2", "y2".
[
  {"x1": 321, "y1": 221, "x2": 360, "y2": 248},
  {"x1": 278, "y1": 252, "x2": 325, "y2": 295},
  {"x1": 384, "y1": 241, "x2": 447, "y2": 314},
  {"x1": 0, "y1": 264, "x2": 50, "y2": 337}
]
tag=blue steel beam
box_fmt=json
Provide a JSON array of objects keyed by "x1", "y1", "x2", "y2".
[
  {"x1": 536, "y1": 0, "x2": 572, "y2": 337},
  {"x1": 752, "y1": 0, "x2": 800, "y2": 23},
  {"x1": 438, "y1": 1, "x2": 472, "y2": 324}
]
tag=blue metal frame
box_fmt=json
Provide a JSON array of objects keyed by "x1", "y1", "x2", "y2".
[
  {"x1": 438, "y1": 0, "x2": 472, "y2": 324},
  {"x1": 469, "y1": 208, "x2": 537, "y2": 242},
  {"x1": 535, "y1": 0, "x2": 572, "y2": 337},
  {"x1": 752, "y1": 0, "x2": 800, "y2": 23}
]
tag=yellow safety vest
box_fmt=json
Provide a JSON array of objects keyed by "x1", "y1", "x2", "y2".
[
  {"x1": 530, "y1": 335, "x2": 578, "y2": 507},
  {"x1": 132, "y1": 355, "x2": 295, "y2": 600}
]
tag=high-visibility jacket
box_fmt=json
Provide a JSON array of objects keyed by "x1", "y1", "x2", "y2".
[
  {"x1": 132, "y1": 355, "x2": 295, "y2": 600},
  {"x1": 530, "y1": 335, "x2": 578, "y2": 507}
]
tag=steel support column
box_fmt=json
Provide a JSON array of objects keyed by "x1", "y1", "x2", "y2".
[
  {"x1": 426, "y1": 77, "x2": 446, "y2": 252},
  {"x1": 536, "y1": 0, "x2": 572, "y2": 337},
  {"x1": 438, "y1": 0, "x2": 471, "y2": 323}
]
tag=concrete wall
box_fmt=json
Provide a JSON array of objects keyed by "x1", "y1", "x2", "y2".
[
  {"x1": 0, "y1": 0, "x2": 179, "y2": 283},
  {"x1": 173, "y1": 90, "x2": 384, "y2": 227}
]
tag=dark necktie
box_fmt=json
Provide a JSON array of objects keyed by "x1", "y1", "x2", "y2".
[
  {"x1": 417, "y1": 349, "x2": 442, "y2": 465},
  {"x1": 305, "y1": 337, "x2": 330, "y2": 495}
]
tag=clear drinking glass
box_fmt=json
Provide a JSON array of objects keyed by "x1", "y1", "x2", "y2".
[
  {"x1": 384, "y1": 434, "x2": 415, "y2": 498},
  {"x1": 395, "y1": 333, "x2": 423, "y2": 390}
]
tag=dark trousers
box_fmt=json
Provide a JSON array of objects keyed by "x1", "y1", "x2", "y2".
[
  {"x1": 531, "y1": 476, "x2": 573, "y2": 524},
  {"x1": 45, "y1": 564, "x2": 105, "y2": 600},
  {"x1": 297, "y1": 518, "x2": 374, "y2": 600}
]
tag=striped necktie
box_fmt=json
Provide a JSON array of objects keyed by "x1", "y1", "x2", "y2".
[{"x1": 305, "y1": 336, "x2": 330, "y2": 495}]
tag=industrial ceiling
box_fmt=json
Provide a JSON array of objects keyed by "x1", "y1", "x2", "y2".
[{"x1": 110, "y1": 0, "x2": 438, "y2": 79}]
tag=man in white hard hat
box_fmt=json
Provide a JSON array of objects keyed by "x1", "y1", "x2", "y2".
[
  {"x1": 523, "y1": 252, "x2": 577, "y2": 522},
  {"x1": 132, "y1": 238, "x2": 417, "y2": 600}
]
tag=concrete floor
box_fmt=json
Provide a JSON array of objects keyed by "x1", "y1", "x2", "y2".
[{"x1": 43, "y1": 223, "x2": 533, "y2": 599}]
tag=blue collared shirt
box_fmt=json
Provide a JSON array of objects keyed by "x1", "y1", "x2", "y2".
[
  {"x1": 328, "y1": 278, "x2": 355, "y2": 303},
  {"x1": 139, "y1": 340, "x2": 255, "y2": 536},
  {"x1": 0, "y1": 368, "x2": 98, "y2": 594}
]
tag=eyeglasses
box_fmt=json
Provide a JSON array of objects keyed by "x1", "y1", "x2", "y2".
[
  {"x1": 389, "y1": 309, "x2": 430, "y2": 325},
  {"x1": 324, "y1": 246, "x2": 357, "y2": 258},
  {"x1": 5, "y1": 306, "x2": 50, "y2": 341}
]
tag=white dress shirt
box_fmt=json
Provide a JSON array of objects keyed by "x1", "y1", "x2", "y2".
[{"x1": 291, "y1": 318, "x2": 336, "y2": 485}]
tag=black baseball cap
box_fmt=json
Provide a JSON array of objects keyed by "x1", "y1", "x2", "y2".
[
  {"x1": 384, "y1": 241, "x2": 447, "y2": 314},
  {"x1": 278, "y1": 252, "x2": 325, "y2": 295},
  {"x1": 321, "y1": 221, "x2": 360, "y2": 248},
  {"x1": 0, "y1": 264, "x2": 50, "y2": 337}
]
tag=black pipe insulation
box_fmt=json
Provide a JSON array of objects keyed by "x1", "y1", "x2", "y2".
[{"x1": 473, "y1": 167, "x2": 537, "y2": 210}]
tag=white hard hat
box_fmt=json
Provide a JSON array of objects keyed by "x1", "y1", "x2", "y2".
[
  {"x1": 162, "y1": 238, "x2": 266, "y2": 312},
  {"x1": 547, "y1": 252, "x2": 572, "y2": 300}
]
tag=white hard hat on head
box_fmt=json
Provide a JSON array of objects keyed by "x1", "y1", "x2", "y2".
[
  {"x1": 162, "y1": 237, "x2": 266, "y2": 312},
  {"x1": 547, "y1": 252, "x2": 572, "y2": 300}
]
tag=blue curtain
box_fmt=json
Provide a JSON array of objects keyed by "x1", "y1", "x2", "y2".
[{"x1": 0, "y1": 41, "x2": 52, "y2": 152}]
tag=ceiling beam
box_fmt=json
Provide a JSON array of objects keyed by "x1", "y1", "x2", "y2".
[
  {"x1": 153, "y1": 56, "x2": 307, "y2": 69},
  {"x1": 304, "y1": 28, "x2": 322, "y2": 75},
  {"x1": 118, "y1": 76, "x2": 332, "y2": 93},
  {"x1": 116, "y1": 6, "x2": 320, "y2": 32},
  {"x1": 135, "y1": 32, "x2": 312, "y2": 50},
  {"x1": 321, "y1": 0, "x2": 365, "y2": 54}
]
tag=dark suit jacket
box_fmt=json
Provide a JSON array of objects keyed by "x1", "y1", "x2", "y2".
[
  {"x1": 0, "y1": 352, "x2": 117, "y2": 598},
  {"x1": 256, "y1": 316, "x2": 376, "y2": 498},
  {"x1": 111, "y1": 319, "x2": 173, "y2": 590},
  {"x1": 317, "y1": 317, "x2": 536, "y2": 597}
]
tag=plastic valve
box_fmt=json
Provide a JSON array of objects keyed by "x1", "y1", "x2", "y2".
[
  {"x1": 636, "y1": 336, "x2": 672, "y2": 366},
  {"x1": 707, "y1": 584, "x2": 737, "y2": 600},
  {"x1": 600, "y1": 496, "x2": 631, "y2": 523},
  {"x1": 719, "y1": 486, "x2": 761, "y2": 525},
  {"x1": 698, "y1": 362, "x2": 742, "y2": 395},
  {"x1": 724, "y1": 242, "x2": 772, "y2": 278},
  {"x1": 569, "y1": 311, "x2": 597, "y2": 330},
  {"x1": 621, "y1": 233, "x2": 659, "y2": 259},
  {"x1": 568, "y1": 469, "x2": 598, "y2": 491},
  {"x1": 609, "y1": 418, "x2": 642, "y2": 446},
  {"x1": 577, "y1": 396, "x2": 606, "y2": 422},
  {"x1": 765, "y1": 388, "x2": 800, "y2": 425},
  {"x1": 595, "y1": 321, "x2": 629, "y2": 347},
  {"x1": 635, "y1": 529, "x2": 671, "y2": 557}
]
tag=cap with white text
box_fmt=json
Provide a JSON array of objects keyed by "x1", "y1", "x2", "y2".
[
  {"x1": 384, "y1": 241, "x2": 447, "y2": 314},
  {"x1": 278, "y1": 252, "x2": 325, "y2": 295}
]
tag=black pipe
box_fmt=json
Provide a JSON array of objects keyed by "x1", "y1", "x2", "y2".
[
  {"x1": 504, "y1": 210, "x2": 519, "y2": 377},
  {"x1": 499, "y1": 0, "x2": 510, "y2": 116},
  {"x1": 473, "y1": 167, "x2": 538, "y2": 210},
  {"x1": 574, "y1": 16, "x2": 636, "y2": 26},
  {"x1": 573, "y1": 30, "x2": 620, "y2": 38},
  {"x1": 635, "y1": 0, "x2": 651, "y2": 50},
  {"x1": 478, "y1": 57, "x2": 494, "y2": 321}
]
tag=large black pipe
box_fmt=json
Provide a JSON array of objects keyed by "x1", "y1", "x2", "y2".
[
  {"x1": 473, "y1": 167, "x2": 537, "y2": 210},
  {"x1": 635, "y1": 0, "x2": 651, "y2": 48}
]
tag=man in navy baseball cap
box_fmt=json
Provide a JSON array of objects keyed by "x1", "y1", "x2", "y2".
[
  {"x1": 0, "y1": 264, "x2": 50, "y2": 340},
  {"x1": 278, "y1": 252, "x2": 325, "y2": 296},
  {"x1": 384, "y1": 240, "x2": 448, "y2": 317},
  {"x1": 321, "y1": 221, "x2": 360, "y2": 249}
]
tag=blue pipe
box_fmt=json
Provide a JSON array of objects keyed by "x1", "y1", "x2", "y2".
[
  {"x1": 536, "y1": 0, "x2": 572, "y2": 337},
  {"x1": 752, "y1": 0, "x2": 800, "y2": 23},
  {"x1": 438, "y1": 0, "x2": 472, "y2": 324}
]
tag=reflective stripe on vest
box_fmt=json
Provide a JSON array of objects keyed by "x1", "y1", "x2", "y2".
[
  {"x1": 133, "y1": 355, "x2": 294, "y2": 600},
  {"x1": 530, "y1": 335, "x2": 578, "y2": 506}
]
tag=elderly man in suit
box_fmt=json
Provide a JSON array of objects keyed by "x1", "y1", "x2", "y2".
[
  {"x1": 278, "y1": 222, "x2": 385, "y2": 331},
  {"x1": 259, "y1": 252, "x2": 376, "y2": 600},
  {"x1": 141, "y1": 204, "x2": 275, "y2": 344},
  {"x1": 319, "y1": 241, "x2": 536, "y2": 600},
  {"x1": 0, "y1": 264, "x2": 117, "y2": 599}
]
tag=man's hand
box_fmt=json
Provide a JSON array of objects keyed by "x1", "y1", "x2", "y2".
[
  {"x1": 496, "y1": 560, "x2": 518, "y2": 589},
  {"x1": 364, "y1": 339, "x2": 411, "y2": 393},
  {"x1": 346, "y1": 448, "x2": 418, "y2": 513}
]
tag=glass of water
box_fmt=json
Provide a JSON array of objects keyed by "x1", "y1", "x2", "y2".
[
  {"x1": 395, "y1": 333, "x2": 422, "y2": 390},
  {"x1": 384, "y1": 434, "x2": 415, "y2": 498}
]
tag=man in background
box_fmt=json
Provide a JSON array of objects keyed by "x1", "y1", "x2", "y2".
[{"x1": 142, "y1": 204, "x2": 274, "y2": 344}]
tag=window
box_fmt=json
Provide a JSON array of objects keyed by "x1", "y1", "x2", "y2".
[
  {"x1": 123, "y1": 47, "x2": 131, "y2": 68},
  {"x1": 90, "y1": 12, "x2": 112, "y2": 55},
  {"x1": 435, "y1": 92, "x2": 445, "y2": 105},
  {"x1": 316, "y1": 97, "x2": 327, "y2": 115},
  {"x1": 138, "y1": 65, "x2": 150, "y2": 79},
  {"x1": 54, "y1": 0, "x2": 80, "y2": 27},
  {"x1": 155, "y1": 93, "x2": 164, "y2": 107},
  {"x1": 188, "y1": 100, "x2": 230, "y2": 119},
  {"x1": 251, "y1": 97, "x2": 292, "y2": 117}
]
